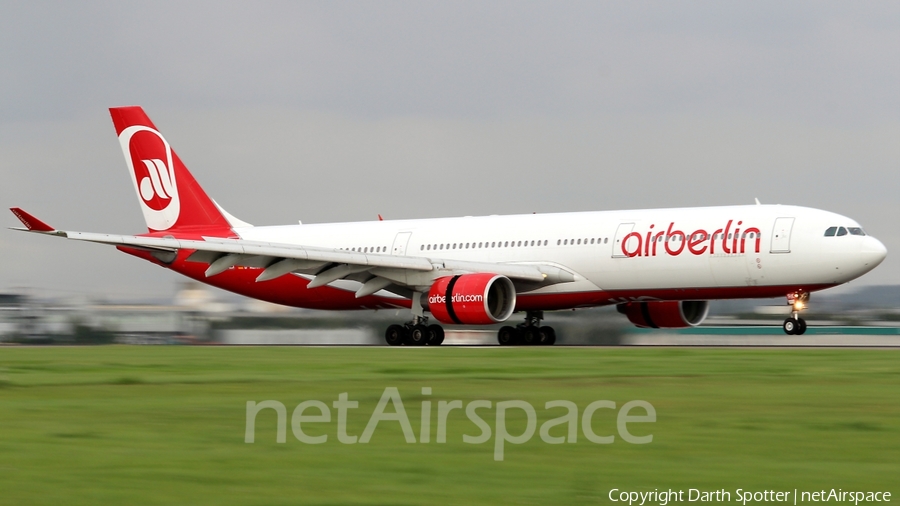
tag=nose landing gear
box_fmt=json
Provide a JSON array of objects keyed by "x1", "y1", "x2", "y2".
[{"x1": 782, "y1": 291, "x2": 809, "y2": 335}]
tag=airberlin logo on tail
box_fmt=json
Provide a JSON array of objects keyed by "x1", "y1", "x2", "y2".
[
  {"x1": 137, "y1": 158, "x2": 175, "y2": 207},
  {"x1": 118, "y1": 125, "x2": 180, "y2": 231},
  {"x1": 621, "y1": 220, "x2": 762, "y2": 258}
]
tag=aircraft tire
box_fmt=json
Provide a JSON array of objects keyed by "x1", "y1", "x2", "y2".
[
  {"x1": 521, "y1": 327, "x2": 540, "y2": 345},
  {"x1": 427, "y1": 324, "x2": 445, "y2": 345},
  {"x1": 409, "y1": 324, "x2": 429, "y2": 346},
  {"x1": 539, "y1": 326, "x2": 556, "y2": 345},
  {"x1": 498, "y1": 326, "x2": 517, "y2": 345},
  {"x1": 385, "y1": 324, "x2": 407, "y2": 346},
  {"x1": 782, "y1": 318, "x2": 798, "y2": 335}
]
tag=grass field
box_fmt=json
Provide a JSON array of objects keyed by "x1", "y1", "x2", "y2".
[{"x1": 1, "y1": 346, "x2": 898, "y2": 505}]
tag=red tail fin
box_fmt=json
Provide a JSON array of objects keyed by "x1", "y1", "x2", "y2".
[{"x1": 110, "y1": 106, "x2": 234, "y2": 236}]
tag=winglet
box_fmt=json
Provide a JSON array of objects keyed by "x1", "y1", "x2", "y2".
[{"x1": 9, "y1": 208, "x2": 56, "y2": 232}]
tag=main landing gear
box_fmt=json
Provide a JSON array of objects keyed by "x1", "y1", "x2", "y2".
[
  {"x1": 385, "y1": 316, "x2": 445, "y2": 346},
  {"x1": 498, "y1": 311, "x2": 557, "y2": 346},
  {"x1": 782, "y1": 291, "x2": 809, "y2": 335},
  {"x1": 385, "y1": 292, "x2": 445, "y2": 346}
]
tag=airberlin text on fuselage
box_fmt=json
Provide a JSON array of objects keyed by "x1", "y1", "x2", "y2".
[{"x1": 622, "y1": 220, "x2": 761, "y2": 258}]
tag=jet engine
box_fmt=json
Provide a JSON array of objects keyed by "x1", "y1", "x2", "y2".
[
  {"x1": 427, "y1": 273, "x2": 516, "y2": 325},
  {"x1": 616, "y1": 300, "x2": 709, "y2": 328}
]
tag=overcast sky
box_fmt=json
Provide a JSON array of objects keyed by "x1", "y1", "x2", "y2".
[{"x1": 1, "y1": 1, "x2": 898, "y2": 302}]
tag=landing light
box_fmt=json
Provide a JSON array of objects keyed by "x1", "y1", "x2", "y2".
[{"x1": 793, "y1": 301, "x2": 804, "y2": 311}]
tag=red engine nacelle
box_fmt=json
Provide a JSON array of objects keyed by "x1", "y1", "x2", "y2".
[
  {"x1": 427, "y1": 273, "x2": 516, "y2": 325},
  {"x1": 617, "y1": 300, "x2": 709, "y2": 328}
]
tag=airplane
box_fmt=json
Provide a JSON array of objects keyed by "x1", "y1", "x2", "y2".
[{"x1": 10, "y1": 106, "x2": 888, "y2": 345}]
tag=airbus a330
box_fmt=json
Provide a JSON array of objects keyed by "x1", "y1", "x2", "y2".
[{"x1": 11, "y1": 107, "x2": 888, "y2": 345}]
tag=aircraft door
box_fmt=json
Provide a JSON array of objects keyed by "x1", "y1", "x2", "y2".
[
  {"x1": 392, "y1": 232, "x2": 412, "y2": 256},
  {"x1": 770, "y1": 217, "x2": 794, "y2": 253},
  {"x1": 612, "y1": 223, "x2": 636, "y2": 258}
]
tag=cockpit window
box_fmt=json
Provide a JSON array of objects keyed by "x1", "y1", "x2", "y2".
[
  {"x1": 836, "y1": 227, "x2": 848, "y2": 236},
  {"x1": 848, "y1": 227, "x2": 866, "y2": 236},
  {"x1": 824, "y1": 227, "x2": 837, "y2": 237}
]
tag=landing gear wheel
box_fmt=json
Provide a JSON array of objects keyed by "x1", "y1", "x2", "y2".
[
  {"x1": 427, "y1": 324, "x2": 445, "y2": 345},
  {"x1": 783, "y1": 318, "x2": 799, "y2": 335},
  {"x1": 385, "y1": 324, "x2": 407, "y2": 346},
  {"x1": 783, "y1": 291, "x2": 811, "y2": 336},
  {"x1": 520, "y1": 327, "x2": 540, "y2": 345},
  {"x1": 538, "y1": 326, "x2": 556, "y2": 345},
  {"x1": 498, "y1": 326, "x2": 518, "y2": 345},
  {"x1": 408, "y1": 324, "x2": 429, "y2": 346}
]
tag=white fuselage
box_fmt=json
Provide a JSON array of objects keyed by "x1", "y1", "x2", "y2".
[{"x1": 234, "y1": 204, "x2": 886, "y2": 303}]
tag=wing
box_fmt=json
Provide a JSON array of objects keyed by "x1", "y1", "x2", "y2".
[{"x1": 10, "y1": 208, "x2": 576, "y2": 298}]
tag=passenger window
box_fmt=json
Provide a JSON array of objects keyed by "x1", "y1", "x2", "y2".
[{"x1": 848, "y1": 227, "x2": 866, "y2": 236}]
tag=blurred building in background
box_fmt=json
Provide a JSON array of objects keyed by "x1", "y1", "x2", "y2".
[{"x1": 1, "y1": 284, "x2": 898, "y2": 346}]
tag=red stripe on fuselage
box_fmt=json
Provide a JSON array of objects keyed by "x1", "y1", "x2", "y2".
[
  {"x1": 118, "y1": 247, "x2": 836, "y2": 313},
  {"x1": 514, "y1": 284, "x2": 837, "y2": 311}
]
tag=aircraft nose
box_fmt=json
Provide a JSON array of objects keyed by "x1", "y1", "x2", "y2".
[{"x1": 860, "y1": 236, "x2": 887, "y2": 267}]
